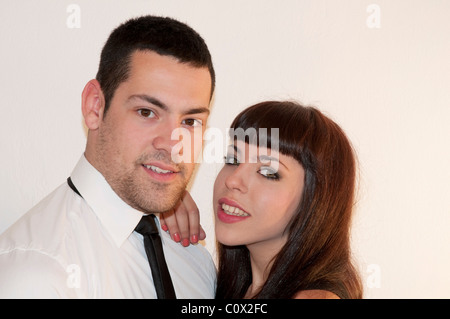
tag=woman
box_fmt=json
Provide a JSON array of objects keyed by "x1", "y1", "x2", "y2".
[{"x1": 214, "y1": 100, "x2": 363, "y2": 299}]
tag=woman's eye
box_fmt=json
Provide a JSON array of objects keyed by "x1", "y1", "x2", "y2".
[
  {"x1": 138, "y1": 109, "x2": 155, "y2": 118},
  {"x1": 182, "y1": 118, "x2": 202, "y2": 127},
  {"x1": 224, "y1": 155, "x2": 239, "y2": 165},
  {"x1": 258, "y1": 167, "x2": 280, "y2": 180}
]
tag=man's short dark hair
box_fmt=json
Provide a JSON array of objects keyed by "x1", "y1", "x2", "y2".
[{"x1": 96, "y1": 15, "x2": 215, "y2": 114}]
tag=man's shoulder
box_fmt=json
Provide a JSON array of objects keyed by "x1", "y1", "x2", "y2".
[
  {"x1": 0, "y1": 246, "x2": 78, "y2": 298},
  {"x1": 162, "y1": 230, "x2": 216, "y2": 278},
  {"x1": 162, "y1": 230, "x2": 214, "y2": 264},
  {"x1": 0, "y1": 182, "x2": 80, "y2": 255},
  {"x1": 161, "y1": 232, "x2": 216, "y2": 298},
  {"x1": 0, "y1": 182, "x2": 86, "y2": 298}
]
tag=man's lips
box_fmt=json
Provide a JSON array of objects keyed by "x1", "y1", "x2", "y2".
[
  {"x1": 142, "y1": 162, "x2": 179, "y2": 174},
  {"x1": 141, "y1": 162, "x2": 180, "y2": 181}
]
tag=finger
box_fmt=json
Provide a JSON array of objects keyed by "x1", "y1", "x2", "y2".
[
  {"x1": 199, "y1": 225, "x2": 206, "y2": 241},
  {"x1": 174, "y1": 199, "x2": 191, "y2": 247},
  {"x1": 160, "y1": 209, "x2": 181, "y2": 243},
  {"x1": 181, "y1": 191, "x2": 201, "y2": 244},
  {"x1": 159, "y1": 212, "x2": 169, "y2": 233}
]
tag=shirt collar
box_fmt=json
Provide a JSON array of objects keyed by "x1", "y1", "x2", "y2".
[{"x1": 70, "y1": 155, "x2": 144, "y2": 248}]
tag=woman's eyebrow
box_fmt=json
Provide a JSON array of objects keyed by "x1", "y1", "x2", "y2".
[
  {"x1": 258, "y1": 154, "x2": 288, "y2": 170},
  {"x1": 227, "y1": 144, "x2": 287, "y2": 169}
]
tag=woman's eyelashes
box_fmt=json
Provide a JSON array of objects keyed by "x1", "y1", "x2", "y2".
[
  {"x1": 258, "y1": 167, "x2": 280, "y2": 180},
  {"x1": 223, "y1": 155, "x2": 280, "y2": 180}
]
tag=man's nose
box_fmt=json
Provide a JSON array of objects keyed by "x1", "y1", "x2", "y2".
[{"x1": 152, "y1": 120, "x2": 181, "y2": 155}]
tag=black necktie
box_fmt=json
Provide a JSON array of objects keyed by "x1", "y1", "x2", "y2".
[
  {"x1": 67, "y1": 178, "x2": 176, "y2": 299},
  {"x1": 135, "y1": 214, "x2": 176, "y2": 299}
]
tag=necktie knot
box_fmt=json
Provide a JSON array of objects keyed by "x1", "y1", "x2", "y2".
[{"x1": 135, "y1": 214, "x2": 160, "y2": 237}]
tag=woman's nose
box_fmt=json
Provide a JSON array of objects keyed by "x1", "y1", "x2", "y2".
[{"x1": 224, "y1": 164, "x2": 249, "y2": 193}]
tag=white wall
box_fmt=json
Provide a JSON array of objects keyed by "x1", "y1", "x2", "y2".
[{"x1": 1, "y1": 0, "x2": 449, "y2": 298}]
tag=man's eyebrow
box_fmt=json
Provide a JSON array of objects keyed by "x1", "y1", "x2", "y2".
[
  {"x1": 127, "y1": 94, "x2": 168, "y2": 111},
  {"x1": 127, "y1": 94, "x2": 209, "y2": 115},
  {"x1": 183, "y1": 107, "x2": 210, "y2": 116}
]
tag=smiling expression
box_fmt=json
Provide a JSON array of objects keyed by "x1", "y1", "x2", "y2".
[
  {"x1": 89, "y1": 51, "x2": 212, "y2": 214},
  {"x1": 213, "y1": 140, "x2": 305, "y2": 249}
]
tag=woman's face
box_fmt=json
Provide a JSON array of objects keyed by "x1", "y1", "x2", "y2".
[{"x1": 213, "y1": 140, "x2": 305, "y2": 249}]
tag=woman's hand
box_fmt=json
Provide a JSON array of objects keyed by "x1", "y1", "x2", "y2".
[{"x1": 159, "y1": 190, "x2": 206, "y2": 247}]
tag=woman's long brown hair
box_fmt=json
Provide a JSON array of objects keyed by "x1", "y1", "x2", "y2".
[{"x1": 215, "y1": 101, "x2": 363, "y2": 299}]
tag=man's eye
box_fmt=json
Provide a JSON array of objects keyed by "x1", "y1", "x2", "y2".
[
  {"x1": 258, "y1": 167, "x2": 280, "y2": 180},
  {"x1": 182, "y1": 118, "x2": 202, "y2": 127},
  {"x1": 138, "y1": 109, "x2": 155, "y2": 118},
  {"x1": 224, "y1": 155, "x2": 239, "y2": 165}
]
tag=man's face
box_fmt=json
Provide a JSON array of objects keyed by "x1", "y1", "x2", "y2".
[{"x1": 93, "y1": 50, "x2": 211, "y2": 213}]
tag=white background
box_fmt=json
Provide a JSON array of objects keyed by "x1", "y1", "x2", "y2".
[{"x1": 1, "y1": 0, "x2": 449, "y2": 298}]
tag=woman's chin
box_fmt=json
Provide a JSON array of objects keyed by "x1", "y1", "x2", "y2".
[{"x1": 215, "y1": 228, "x2": 246, "y2": 247}]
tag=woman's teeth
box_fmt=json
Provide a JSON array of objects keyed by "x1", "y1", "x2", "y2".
[
  {"x1": 221, "y1": 203, "x2": 249, "y2": 217},
  {"x1": 144, "y1": 164, "x2": 173, "y2": 174}
]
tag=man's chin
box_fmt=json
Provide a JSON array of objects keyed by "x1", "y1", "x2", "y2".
[
  {"x1": 110, "y1": 172, "x2": 187, "y2": 214},
  {"x1": 132, "y1": 187, "x2": 185, "y2": 214}
]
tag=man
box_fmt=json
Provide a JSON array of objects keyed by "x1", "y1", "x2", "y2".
[{"x1": 0, "y1": 15, "x2": 216, "y2": 298}]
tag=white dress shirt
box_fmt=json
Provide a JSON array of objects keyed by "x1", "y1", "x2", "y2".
[{"x1": 0, "y1": 155, "x2": 216, "y2": 298}]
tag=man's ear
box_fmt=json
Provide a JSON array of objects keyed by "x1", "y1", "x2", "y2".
[{"x1": 81, "y1": 79, "x2": 105, "y2": 130}]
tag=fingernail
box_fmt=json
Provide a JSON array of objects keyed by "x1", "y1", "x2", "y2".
[
  {"x1": 161, "y1": 224, "x2": 168, "y2": 232},
  {"x1": 182, "y1": 238, "x2": 190, "y2": 247},
  {"x1": 173, "y1": 233, "x2": 181, "y2": 242},
  {"x1": 191, "y1": 234, "x2": 198, "y2": 244}
]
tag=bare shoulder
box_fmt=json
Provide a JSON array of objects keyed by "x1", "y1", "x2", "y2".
[{"x1": 293, "y1": 289, "x2": 340, "y2": 299}]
